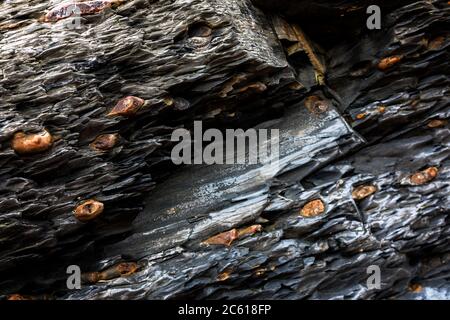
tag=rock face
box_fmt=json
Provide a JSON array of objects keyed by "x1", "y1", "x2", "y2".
[{"x1": 0, "y1": 0, "x2": 449, "y2": 299}]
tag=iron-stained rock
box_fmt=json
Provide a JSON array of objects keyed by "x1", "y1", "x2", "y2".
[
  {"x1": 11, "y1": 130, "x2": 53, "y2": 155},
  {"x1": 300, "y1": 199, "x2": 326, "y2": 218},
  {"x1": 352, "y1": 185, "x2": 377, "y2": 201},
  {"x1": 74, "y1": 200, "x2": 105, "y2": 222},
  {"x1": 0, "y1": 0, "x2": 449, "y2": 301}
]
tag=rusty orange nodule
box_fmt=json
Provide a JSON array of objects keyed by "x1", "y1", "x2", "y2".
[
  {"x1": 82, "y1": 262, "x2": 138, "y2": 283},
  {"x1": 90, "y1": 134, "x2": 119, "y2": 151},
  {"x1": 217, "y1": 269, "x2": 232, "y2": 281},
  {"x1": 101, "y1": 262, "x2": 138, "y2": 280},
  {"x1": 409, "y1": 167, "x2": 438, "y2": 185},
  {"x1": 300, "y1": 199, "x2": 325, "y2": 218},
  {"x1": 115, "y1": 262, "x2": 139, "y2": 276},
  {"x1": 237, "y1": 224, "x2": 262, "y2": 238},
  {"x1": 356, "y1": 113, "x2": 367, "y2": 120},
  {"x1": 108, "y1": 96, "x2": 145, "y2": 117},
  {"x1": 305, "y1": 96, "x2": 329, "y2": 114},
  {"x1": 427, "y1": 119, "x2": 448, "y2": 128},
  {"x1": 238, "y1": 82, "x2": 267, "y2": 93},
  {"x1": 81, "y1": 272, "x2": 101, "y2": 284},
  {"x1": 203, "y1": 229, "x2": 239, "y2": 246},
  {"x1": 12, "y1": 130, "x2": 53, "y2": 155},
  {"x1": 409, "y1": 283, "x2": 423, "y2": 293},
  {"x1": 377, "y1": 55, "x2": 402, "y2": 70},
  {"x1": 74, "y1": 200, "x2": 104, "y2": 222},
  {"x1": 428, "y1": 36, "x2": 445, "y2": 50},
  {"x1": 352, "y1": 185, "x2": 377, "y2": 201},
  {"x1": 202, "y1": 224, "x2": 262, "y2": 247}
]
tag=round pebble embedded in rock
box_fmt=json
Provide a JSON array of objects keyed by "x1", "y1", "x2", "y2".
[
  {"x1": 300, "y1": 199, "x2": 325, "y2": 218},
  {"x1": 12, "y1": 130, "x2": 53, "y2": 155},
  {"x1": 74, "y1": 200, "x2": 104, "y2": 222},
  {"x1": 352, "y1": 185, "x2": 377, "y2": 200}
]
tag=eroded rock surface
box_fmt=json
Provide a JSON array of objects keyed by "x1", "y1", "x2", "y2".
[{"x1": 0, "y1": 0, "x2": 449, "y2": 299}]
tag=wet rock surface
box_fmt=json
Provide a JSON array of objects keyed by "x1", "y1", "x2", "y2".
[{"x1": 0, "y1": 0, "x2": 449, "y2": 299}]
